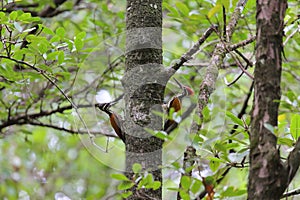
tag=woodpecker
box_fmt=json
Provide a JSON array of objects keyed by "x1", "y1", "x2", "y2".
[
  {"x1": 164, "y1": 78, "x2": 194, "y2": 132},
  {"x1": 96, "y1": 103, "x2": 126, "y2": 143}
]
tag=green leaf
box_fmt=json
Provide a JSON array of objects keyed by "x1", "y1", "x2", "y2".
[
  {"x1": 181, "y1": 176, "x2": 191, "y2": 190},
  {"x1": 26, "y1": 34, "x2": 37, "y2": 43},
  {"x1": 290, "y1": 114, "x2": 300, "y2": 140},
  {"x1": 208, "y1": 156, "x2": 223, "y2": 162},
  {"x1": 202, "y1": 106, "x2": 210, "y2": 122},
  {"x1": 145, "y1": 174, "x2": 154, "y2": 184},
  {"x1": 278, "y1": 137, "x2": 294, "y2": 147},
  {"x1": 132, "y1": 163, "x2": 142, "y2": 174},
  {"x1": 209, "y1": 158, "x2": 221, "y2": 172},
  {"x1": 163, "y1": 2, "x2": 180, "y2": 18},
  {"x1": 76, "y1": 31, "x2": 86, "y2": 40},
  {"x1": 208, "y1": 4, "x2": 222, "y2": 18},
  {"x1": 74, "y1": 31, "x2": 86, "y2": 51},
  {"x1": 179, "y1": 190, "x2": 190, "y2": 200},
  {"x1": 111, "y1": 173, "x2": 129, "y2": 181},
  {"x1": 37, "y1": 40, "x2": 48, "y2": 54},
  {"x1": 9, "y1": 11, "x2": 18, "y2": 21},
  {"x1": 167, "y1": 187, "x2": 180, "y2": 191},
  {"x1": 226, "y1": 111, "x2": 244, "y2": 127},
  {"x1": 286, "y1": 90, "x2": 296, "y2": 102},
  {"x1": 117, "y1": 181, "x2": 135, "y2": 190},
  {"x1": 138, "y1": 173, "x2": 154, "y2": 189},
  {"x1": 145, "y1": 180, "x2": 160, "y2": 189},
  {"x1": 0, "y1": 12, "x2": 8, "y2": 23},
  {"x1": 204, "y1": 176, "x2": 215, "y2": 186},
  {"x1": 28, "y1": 16, "x2": 40, "y2": 22},
  {"x1": 58, "y1": 51, "x2": 65, "y2": 65},
  {"x1": 214, "y1": 142, "x2": 227, "y2": 153},
  {"x1": 217, "y1": 0, "x2": 230, "y2": 10},
  {"x1": 222, "y1": 186, "x2": 247, "y2": 197},
  {"x1": 0, "y1": 12, "x2": 5, "y2": 18},
  {"x1": 18, "y1": 13, "x2": 31, "y2": 21},
  {"x1": 121, "y1": 191, "x2": 132, "y2": 198},
  {"x1": 190, "y1": 179, "x2": 202, "y2": 194},
  {"x1": 152, "y1": 181, "x2": 161, "y2": 190},
  {"x1": 47, "y1": 51, "x2": 59, "y2": 60},
  {"x1": 56, "y1": 27, "x2": 66, "y2": 38},
  {"x1": 32, "y1": 128, "x2": 47, "y2": 143},
  {"x1": 185, "y1": 165, "x2": 194, "y2": 174},
  {"x1": 175, "y1": 2, "x2": 189, "y2": 16},
  {"x1": 74, "y1": 39, "x2": 84, "y2": 51},
  {"x1": 43, "y1": 26, "x2": 55, "y2": 35},
  {"x1": 145, "y1": 128, "x2": 172, "y2": 140},
  {"x1": 50, "y1": 35, "x2": 60, "y2": 43},
  {"x1": 0, "y1": 82, "x2": 11, "y2": 89},
  {"x1": 55, "y1": 72, "x2": 70, "y2": 80},
  {"x1": 171, "y1": 161, "x2": 181, "y2": 169}
]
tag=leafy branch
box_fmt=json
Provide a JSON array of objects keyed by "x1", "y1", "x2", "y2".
[
  {"x1": 0, "y1": 53, "x2": 120, "y2": 151},
  {"x1": 175, "y1": 0, "x2": 251, "y2": 199},
  {"x1": 3, "y1": 0, "x2": 83, "y2": 18}
]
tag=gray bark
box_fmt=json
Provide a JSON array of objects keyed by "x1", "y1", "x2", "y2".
[{"x1": 123, "y1": 0, "x2": 168, "y2": 199}]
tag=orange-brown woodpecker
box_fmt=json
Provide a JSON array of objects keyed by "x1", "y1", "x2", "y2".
[
  {"x1": 96, "y1": 103, "x2": 125, "y2": 143},
  {"x1": 164, "y1": 79, "x2": 194, "y2": 132}
]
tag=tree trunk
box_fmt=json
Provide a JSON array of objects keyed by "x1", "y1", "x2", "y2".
[
  {"x1": 123, "y1": 0, "x2": 168, "y2": 199},
  {"x1": 248, "y1": 0, "x2": 288, "y2": 199}
]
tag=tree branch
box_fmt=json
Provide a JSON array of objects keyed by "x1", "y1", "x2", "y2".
[
  {"x1": 228, "y1": 36, "x2": 256, "y2": 51},
  {"x1": 248, "y1": 0, "x2": 288, "y2": 197},
  {"x1": 178, "y1": 0, "x2": 249, "y2": 199},
  {"x1": 194, "y1": 0, "x2": 249, "y2": 130},
  {"x1": 26, "y1": 120, "x2": 117, "y2": 138},
  {"x1": 165, "y1": 103, "x2": 197, "y2": 134},
  {"x1": 0, "y1": 54, "x2": 125, "y2": 153},
  {"x1": 0, "y1": 102, "x2": 121, "y2": 139},
  {"x1": 0, "y1": 103, "x2": 95, "y2": 131},
  {"x1": 226, "y1": 0, "x2": 248, "y2": 41},
  {"x1": 3, "y1": 0, "x2": 73, "y2": 18},
  {"x1": 170, "y1": 25, "x2": 217, "y2": 71},
  {"x1": 225, "y1": 49, "x2": 254, "y2": 80},
  {"x1": 281, "y1": 187, "x2": 300, "y2": 199}
]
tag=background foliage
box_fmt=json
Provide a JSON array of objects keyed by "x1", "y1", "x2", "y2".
[{"x1": 0, "y1": 0, "x2": 299, "y2": 199}]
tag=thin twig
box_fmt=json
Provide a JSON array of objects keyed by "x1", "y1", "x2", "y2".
[
  {"x1": 226, "y1": 50, "x2": 253, "y2": 86},
  {"x1": 281, "y1": 187, "x2": 300, "y2": 199},
  {"x1": 228, "y1": 35, "x2": 256, "y2": 51},
  {"x1": 234, "y1": 49, "x2": 253, "y2": 67},
  {"x1": 0, "y1": 103, "x2": 91, "y2": 130},
  {"x1": 26, "y1": 120, "x2": 117, "y2": 138},
  {"x1": 225, "y1": 47, "x2": 254, "y2": 80},
  {"x1": 222, "y1": 5, "x2": 227, "y2": 42},
  {"x1": 282, "y1": 68, "x2": 300, "y2": 82},
  {"x1": 165, "y1": 103, "x2": 197, "y2": 134},
  {"x1": 283, "y1": 24, "x2": 300, "y2": 46}
]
